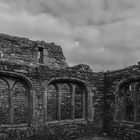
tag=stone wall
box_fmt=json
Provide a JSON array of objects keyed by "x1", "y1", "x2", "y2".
[
  {"x1": 0, "y1": 33, "x2": 67, "y2": 69},
  {"x1": 104, "y1": 64, "x2": 140, "y2": 140},
  {"x1": 0, "y1": 33, "x2": 105, "y2": 139},
  {"x1": 0, "y1": 60, "x2": 105, "y2": 139},
  {"x1": 2, "y1": 33, "x2": 140, "y2": 140}
]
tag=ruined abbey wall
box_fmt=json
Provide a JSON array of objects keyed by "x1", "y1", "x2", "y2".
[
  {"x1": 0, "y1": 33, "x2": 67, "y2": 69},
  {"x1": 0, "y1": 34, "x2": 105, "y2": 139},
  {"x1": 0, "y1": 33, "x2": 140, "y2": 139},
  {"x1": 104, "y1": 65, "x2": 140, "y2": 139}
]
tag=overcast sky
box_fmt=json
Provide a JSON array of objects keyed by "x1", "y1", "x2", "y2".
[{"x1": 0, "y1": 0, "x2": 140, "y2": 71}]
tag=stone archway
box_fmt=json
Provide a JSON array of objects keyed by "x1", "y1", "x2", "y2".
[
  {"x1": 0, "y1": 70, "x2": 34, "y2": 126},
  {"x1": 43, "y1": 77, "x2": 93, "y2": 123},
  {"x1": 115, "y1": 76, "x2": 140, "y2": 122}
]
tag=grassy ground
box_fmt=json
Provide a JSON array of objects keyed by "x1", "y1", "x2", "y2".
[{"x1": 75, "y1": 135, "x2": 121, "y2": 140}]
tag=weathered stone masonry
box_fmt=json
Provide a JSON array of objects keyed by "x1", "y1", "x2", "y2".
[
  {"x1": 0, "y1": 33, "x2": 140, "y2": 139},
  {"x1": 0, "y1": 34, "x2": 105, "y2": 139},
  {"x1": 104, "y1": 66, "x2": 140, "y2": 140}
]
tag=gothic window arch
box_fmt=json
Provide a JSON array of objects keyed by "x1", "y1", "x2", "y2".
[
  {"x1": 116, "y1": 79, "x2": 140, "y2": 122},
  {"x1": 47, "y1": 84, "x2": 57, "y2": 121},
  {"x1": 46, "y1": 80, "x2": 87, "y2": 122},
  {"x1": 0, "y1": 79, "x2": 9, "y2": 124},
  {"x1": 74, "y1": 84, "x2": 84, "y2": 119},
  {"x1": 59, "y1": 83, "x2": 71, "y2": 120},
  {"x1": 0, "y1": 74, "x2": 32, "y2": 126},
  {"x1": 12, "y1": 81, "x2": 29, "y2": 124}
]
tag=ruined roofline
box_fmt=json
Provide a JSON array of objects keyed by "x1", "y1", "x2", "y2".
[
  {"x1": 0, "y1": 33, "x2": 66, "y2": 60},
  {"x1": 1, "y1": 33, "x2": 139, "y2": 73},
  {"x1": 0, "y1": 33, "x2": 61, "y2": 49},
  {"x1": 104, "y1": 64, "x2": 140, "y2": 75},
  {"x1": 0, "y1": 33, "x2": 67, "y2": 69}
]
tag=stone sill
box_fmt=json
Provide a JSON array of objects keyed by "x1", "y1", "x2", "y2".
[
  {"x1": 120, "y1": 120, "x2": 140, "y2": 125},
  {"x1": 0, "y1": 123, "x2": 28, "y2": 129},
  {"x1": 46, "y1": 119, "x2": 87, "y2": 125},
  {"x1": 130, "y1": 129, "x2": 140, "y2": 134},
  {"x1": 115, "y1": 120, "x2": 140, "y2": 129}
]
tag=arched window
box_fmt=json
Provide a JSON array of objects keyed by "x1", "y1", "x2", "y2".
[
  {"x1": 125, "y1": 83, "x2": 136, "y2": 121},
  {"x1": 12, "y1": 82, "x2": 28, "y2": 124},
  {"x1": 0, "y1": 76, "x2": 31, "y2": 126},
  {"x1": 59, "y1": 84, "x2": 71, "y2": 120},
  {"x1": 46, "y1": 81, "x2": 87, "y2": 122},
  {"x1": 47, "y1": 85, "x2": 57, "y2": 121},
  {"x1": 74, "y1": 84, "x2": 84, "y2": 119},
  {"x1": 116, "y1": 80, "x2": 140, "y2": 122},
  {"x1": 0, "y1": 79, "x2": 9, "y2": 124}
]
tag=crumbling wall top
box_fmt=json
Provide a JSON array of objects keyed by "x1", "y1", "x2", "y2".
[{"x1": 0, "y1": 33, "x2": 67, "y2": 69}]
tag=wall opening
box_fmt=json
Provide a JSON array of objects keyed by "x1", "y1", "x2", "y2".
[
  {"x1": 116, "y1": 78, "x2": 140, "y2": 122},
  {"x1": 0, "y1": 72, "x2": 33, "y2": 126},
  {"x1": 38, "y1": 47, "x2": 44, "y2": 63},
  {"x1": 46, "y1": 79, "x2": 88, "y2": 122}
]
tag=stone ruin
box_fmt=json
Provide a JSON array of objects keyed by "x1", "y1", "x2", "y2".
[{"x1": 0, "y1": 33, "x2": 139, "y2": 139}]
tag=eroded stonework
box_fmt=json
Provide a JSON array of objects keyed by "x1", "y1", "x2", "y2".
[{"x1": 0, "y1": 33, "x2": 139, "y2": 140}]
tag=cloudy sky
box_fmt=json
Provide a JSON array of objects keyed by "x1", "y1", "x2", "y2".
[{"x1": 0, "y1": 0, "x2": 140, "y2": 71}]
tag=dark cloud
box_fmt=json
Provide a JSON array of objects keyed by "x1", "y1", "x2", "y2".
[{"x1": 0, "y1": 0, "x2": 140, "y2": 71}]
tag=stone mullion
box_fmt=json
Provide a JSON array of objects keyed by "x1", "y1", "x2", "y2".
[
  {"x1": 58, "y1": 84, "x2": 61, "y2": 121},
  {"x1": 55, "y1": 84, "x2": 59, "y2": 121},
  {"x1": 71, "y1": 85, "x2": 75, "y2": 120},
  {"x1": 9, "y1": 87, "x2": 14, "y2": 124},
  {"x1": 82, "y1": 88, "x2": 86, "y2": 119},
  {"x1": 29, "y1": 90, "x2": 35, "y2": 125},
  {"x1": 44, "y1": 87, "x2": 47, "y2": 123},
  {"x1": 137, "y1": 87, "x2": 140, "y2": 122},
  {"x1": 134, "y1": 83, "x2": 139, "y2": 122},
  {"x1": 25, "y1": 89, "x2": 29, "y2": 124},
  {"x1": 135, "y1": 82, "x2": 140, "y2": 122},
  {"x1": 122, "y1": 87, "x2": 126, "y2": 120}
]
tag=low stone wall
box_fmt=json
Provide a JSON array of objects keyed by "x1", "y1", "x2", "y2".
[
  {"x1": 105, "y1": 121, "x2": 140, "y2": 140},
  {"x1": 0, "y1": 122, "x2": 102, "y2": 140}
]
